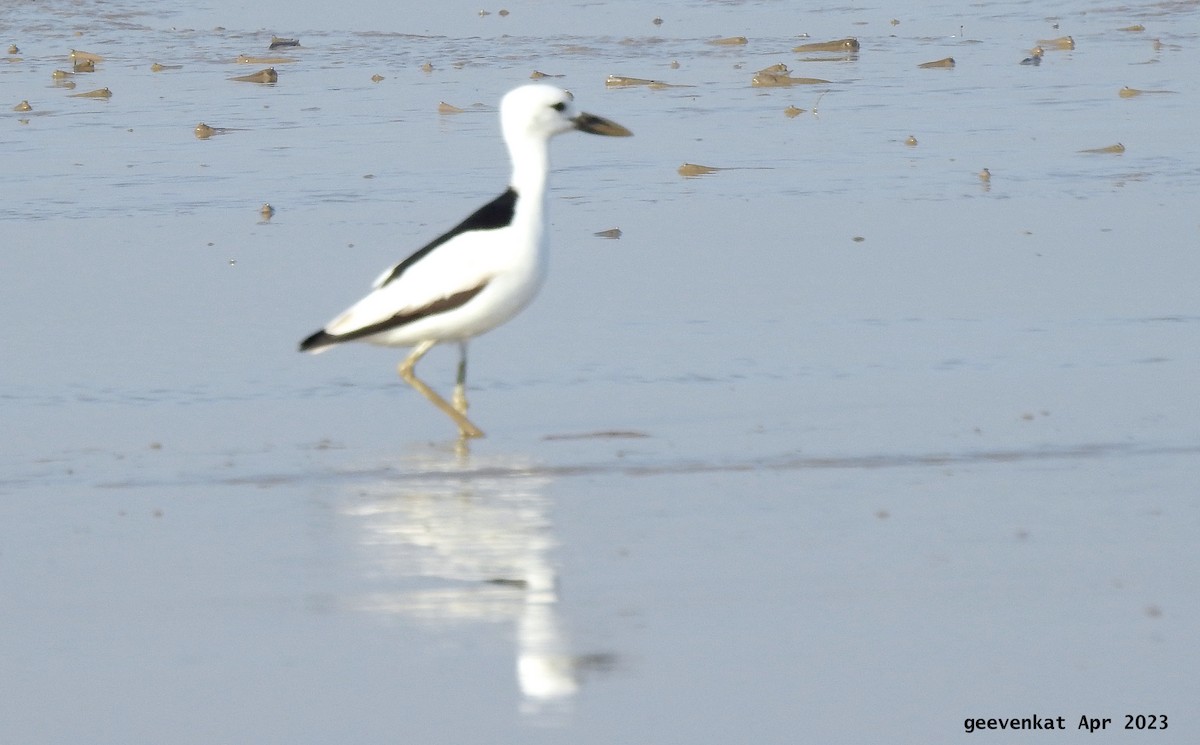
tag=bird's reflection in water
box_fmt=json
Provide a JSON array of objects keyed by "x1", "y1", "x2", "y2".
[{"x1": 341, "y1": 447, "x2": 604, "y2": 718}]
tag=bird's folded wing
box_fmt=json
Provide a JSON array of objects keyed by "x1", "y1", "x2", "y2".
[{"x1": 325, "y1": 230, "x2": 501, "y2": 336}]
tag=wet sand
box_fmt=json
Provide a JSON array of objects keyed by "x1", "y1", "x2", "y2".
[{"x1": 3, "y1": 0, "x2": 1199, "y2": 742}]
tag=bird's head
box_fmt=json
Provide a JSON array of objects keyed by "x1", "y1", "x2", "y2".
[{"x1": 500, "y1": 84, "x2": 632, "y2": 142}]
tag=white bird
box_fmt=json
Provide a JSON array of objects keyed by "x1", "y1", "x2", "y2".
[{"x1": 299, "y1": 84, "x2": 631, "y2": 439}]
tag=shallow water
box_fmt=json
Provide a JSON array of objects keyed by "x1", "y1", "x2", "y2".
[{"x1": 3, "y1": 0, "x2": 1199, "y2": 742}]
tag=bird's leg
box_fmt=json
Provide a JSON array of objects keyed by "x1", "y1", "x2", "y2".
[
  {"x1": 452, "y1": 341, "x2": 469, "y2": 415},
  {"x1": 398, "y1": 340, "x2": 485, "y2": 439}
]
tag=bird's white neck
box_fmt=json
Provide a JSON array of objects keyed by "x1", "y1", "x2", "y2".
[{"x1": 506, "y1": 133, "x2": 551, "y2": 203}]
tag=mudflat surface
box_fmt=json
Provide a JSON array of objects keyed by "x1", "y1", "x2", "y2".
[{"x1": 3, "y1": 0, "x2": 1198, "y2": 742}]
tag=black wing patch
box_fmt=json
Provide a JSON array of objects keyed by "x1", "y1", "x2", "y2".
[
  {"x1": 298, "y1": 282, "x2": 489, "y2": 352},
  {"x1": 376, "y1": 187, "x2": 518, "y2": 289}
]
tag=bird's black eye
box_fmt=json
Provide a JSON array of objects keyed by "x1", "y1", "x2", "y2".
[{"x1": 551, "y1": 102, "x2": 567, "y2": 112}]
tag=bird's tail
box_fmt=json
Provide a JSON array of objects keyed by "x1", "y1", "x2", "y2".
[{"x1": 299, "y1": 329, "x2": 338, "y2": 353}]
